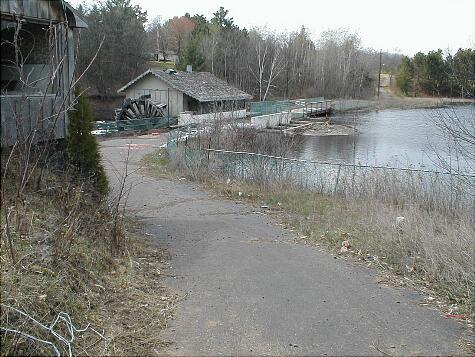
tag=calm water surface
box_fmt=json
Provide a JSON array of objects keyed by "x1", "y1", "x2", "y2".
[{"x1": 291, "y1": 104, "x2": 474, "y2": 174}]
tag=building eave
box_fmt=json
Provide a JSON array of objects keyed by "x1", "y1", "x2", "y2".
[{"x1": 116, "y1": 69, "x2": 153, "y2": 93}]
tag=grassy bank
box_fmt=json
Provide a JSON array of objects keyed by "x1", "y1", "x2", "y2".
[
  {"x1": 144, "y1": 147, "x2": 474, "y2": 319},
  {"x1": 1, "y1": 164, "x2": 174, "y2": 355},
  {"x1": 332, "y1": 89, "x2": 474, "y2": 113}
]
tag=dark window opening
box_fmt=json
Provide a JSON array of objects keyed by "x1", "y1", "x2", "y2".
[{"x1": 1, "y1": 21, "x2": 54, "y2": 94}]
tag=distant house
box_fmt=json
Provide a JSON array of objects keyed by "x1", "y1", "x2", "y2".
[
  {"x1": 152, "y1": 50, "x2": 179, "y2": 63},
  {"x1": 117, "y1": 68, "x2": 252, "y2": 125},
  {"x1": 1, "y1": 0, "x2": 87, "y2": 147}
]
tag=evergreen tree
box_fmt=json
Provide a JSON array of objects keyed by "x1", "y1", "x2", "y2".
[
  {"x1": 396, "y1": 56, "x2": 414, "y2": 95},
  {"x1": 77, "y1": 0, "x2": 148, "y2": 96},
  {"x1": 412, "y1": 52, "x2": 427, "y2": 96},
  {"x1": 425, "y1": 50, "x2": 448, "y2": 96},
  {"x1": 453, "y1": 48, "x2": 475, "y2": 97},
  {"x1": 211, "y1": 7, "x2": 234, "y2": 29},
  {"x1": 67, "y1": 89, "x2": 109, "y2": 195},
  {"x1": 178, "y1": 39, "x2": 205, "y2": 71}
]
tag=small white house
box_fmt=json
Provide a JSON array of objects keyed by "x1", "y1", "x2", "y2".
[{"x1": 117, "y1": 68, "x2": 252, "y2": 125}]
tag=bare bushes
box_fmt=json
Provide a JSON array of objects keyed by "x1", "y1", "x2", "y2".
[
  {"x1": 167, "y1": 124, "x2": 300, "y2": 189},
  {"x1": 0, "y1": 146, "x2": 174, "y2": 355},
  {"x1": 0, "y1": 19, "x2": 145, "y2": 355},
  {"x1": 429, "y1": 105, "x2": 475, "y2": 180},
  {"x1": 169, "y1": 128, "x2": 473, "y2": 215},
  {"x1": 0, "y1": 165, "x2": 112, "y2": 355},
  {"x1": 0, "y1": 168, "x2": 174, "y2": 355},
  {"x1": 107, "y1": 147, "x2": 134, "y2": 255}
]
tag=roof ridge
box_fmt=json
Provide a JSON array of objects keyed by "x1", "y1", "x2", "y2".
[{"x1": 118, "y1": 68, "x2": 252, "y2": 102}]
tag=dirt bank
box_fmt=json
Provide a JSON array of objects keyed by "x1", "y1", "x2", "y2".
[
  {"x1": 332, "y1": 87, "x2": 473, "y2": 113},
  {"x1": 302, "y1": 122, "x2": 355, "y2": 136}
]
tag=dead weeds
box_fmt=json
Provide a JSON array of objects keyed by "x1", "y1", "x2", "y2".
[{"x1": 1, "y1": 169, "x2": 175, "y2": 356}]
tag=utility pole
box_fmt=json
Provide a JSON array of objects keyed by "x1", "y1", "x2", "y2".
[
  {"x1": 377, "y1": 50, "x2": 382, "y2": 99},
  {"x1": 156, "y1": 26, "x2": 161, "y2": 61}
]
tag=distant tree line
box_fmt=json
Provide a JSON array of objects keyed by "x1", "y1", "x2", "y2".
[
  {"x1": 146, "y1": 7, "x2": 402, "y2": 100},
  {"x1": 75, "y1": 0, "x2": 148, "y2": 96},
  {"x1": 76, "y1": 1, "x2": 402, "y2": 100},
  {"x1": 396, "y1": 49, "x2": 475, "y2": 98}
]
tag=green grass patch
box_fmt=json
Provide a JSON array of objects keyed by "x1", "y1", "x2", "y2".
[{"x1": 148, "y1": 60, "x2": 176, "y2": 70}]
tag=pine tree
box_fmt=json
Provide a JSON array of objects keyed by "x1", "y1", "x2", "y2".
[
  {"x1": 178, "y1": 39, "x2": 205, "y2": 71},
  {"x1": 396, "y1": 56, "x2": 414, "y2": 95},
  {"x1": 67, "y1": 89, "x2": 109, "y2": 194}
]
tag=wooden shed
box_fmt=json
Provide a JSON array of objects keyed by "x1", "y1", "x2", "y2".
[
  {"x1": 117, "y1": 68, "x2": 252, "y2": 125},
  {"x1": 1, "y1": 0, "x2": 87, "y2": 147}
]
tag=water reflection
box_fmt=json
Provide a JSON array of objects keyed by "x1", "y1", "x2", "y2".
[{"x1": 291, "y1": 104, "x2": 474, "y2": 173}]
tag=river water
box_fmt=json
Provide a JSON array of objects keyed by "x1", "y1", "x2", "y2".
[{"x1": 291, "y1": 104, "x2": 474, "y2": 174}]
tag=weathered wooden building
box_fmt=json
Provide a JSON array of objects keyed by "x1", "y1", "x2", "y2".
[
  {"x1": 1, "y1": 0, "x2": 87, "y2": 147},
  {"x1": 117, "y1": 68, "x2": 252, "y2": 125}
]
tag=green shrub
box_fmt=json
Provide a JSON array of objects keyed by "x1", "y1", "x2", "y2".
[
  {"x1": 396, "y1": 56, "x2": 414, "y2": 95},
  {"x1": 67, "y1": 88, "x2": 108, "y2": 195}
]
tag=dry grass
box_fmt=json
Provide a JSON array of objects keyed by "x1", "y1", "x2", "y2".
[
  {"x1": 91, "y1": 226, "x2": 176, "y2": 355},
  {"x1": 230, "y1": 187, "x2": 473, "y2": 311},
  {"x1": 144, "y1": 146, "x2": 474, "y2": 319},
  {"x1": 1, "y1": 166, "x2": 174, "y2": 356}
]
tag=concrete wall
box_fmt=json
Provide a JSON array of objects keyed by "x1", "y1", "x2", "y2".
[
  {"x1": 124, "y1": 74, "x2": 183, "y2": 117},
  {"x1": 179, "y1": 109, "x2": 247, "y2": 126},
  {"x1": 251, "y1": 111, "x2": 291, "y2": 129}
]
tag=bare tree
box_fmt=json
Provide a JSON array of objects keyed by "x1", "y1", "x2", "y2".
[
  {"x1": 147, "y1": 16, "x2": 171, "y2": 61},
  {"x1": 168, "y1": 16, "x2": 194, "y2": 59},
  {"x1": 430, "y1": 106, "x2": 475, "y2": 182},
  {"x1": 263, "y1": 44, "x2": 285, "y2": 101},
  {"x1": 248, "y1": 30, "x2": 286, "y2": 101},
  {"x1": 248, "y1": 30, "x2": 268, "y2": 101}
]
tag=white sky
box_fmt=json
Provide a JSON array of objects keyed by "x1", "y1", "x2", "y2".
[{"x1": 71, "y1": 0, "x2": 475, "y2": 56}]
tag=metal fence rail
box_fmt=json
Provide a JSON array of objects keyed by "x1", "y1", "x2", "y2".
[
  {"x1": 249, "y1": 98, "x2": 330, "y2": 118},
  {"x1": 92, "y1": 117, "x2": 177, "y2": 136},
  {"x1": 167, "y1": 144, "x2": 474, "y2": 213}
]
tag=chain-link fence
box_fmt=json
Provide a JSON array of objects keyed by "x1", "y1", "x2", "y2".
[
  {"x1": 167, "y1": 143, "x2": 474, "y2": 214},
  {"x1": 249, "y1": 98, "x2": 332, "y2": 120},
  {"x1": 93, "y1": 116, "x2": 177, "y2": 136}
]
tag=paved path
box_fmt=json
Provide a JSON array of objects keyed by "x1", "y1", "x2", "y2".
[{"x1": 100, "y1": 135, "x2": 466, "y2": 356}]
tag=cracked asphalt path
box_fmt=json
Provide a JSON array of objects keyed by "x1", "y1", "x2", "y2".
[{"x1": 100, "y1": 135, "x2": 466, "y2": 356}]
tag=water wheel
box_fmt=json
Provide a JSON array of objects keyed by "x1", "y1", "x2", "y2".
[{"x1": 115, "y1": 94, "x2": 167, "y2": 120}]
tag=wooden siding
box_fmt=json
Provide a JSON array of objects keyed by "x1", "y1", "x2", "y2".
[
  {"x1": 1, "y1": 22, "x2": 75, "y2": 147},
  {"x1": 0, "y1": 94, "x2": 66, "y2": 147},
  {"x1": 0, "y1": 0, "x2": 66, "y2": 23},
  {"x1": 124, "y1": 74, "x2": 184, "y2": 117}
]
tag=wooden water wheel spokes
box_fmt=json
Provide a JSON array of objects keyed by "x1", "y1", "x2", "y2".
[{"x1": 114, "y1": 94, "x2": 167, "y2": 121}]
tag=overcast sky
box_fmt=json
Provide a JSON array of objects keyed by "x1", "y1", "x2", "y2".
[{"x1": 71, "y1": 0, "x2": 475, "y2": 56}]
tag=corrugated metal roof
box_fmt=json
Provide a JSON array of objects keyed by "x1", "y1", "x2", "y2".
[{"x1": 117, "y1": 69, "x2": 252, "y2": 102}]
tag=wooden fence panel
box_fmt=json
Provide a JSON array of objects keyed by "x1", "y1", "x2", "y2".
[{"x1": 0, "y1": 95, "x2": 66, "y2": 147}]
